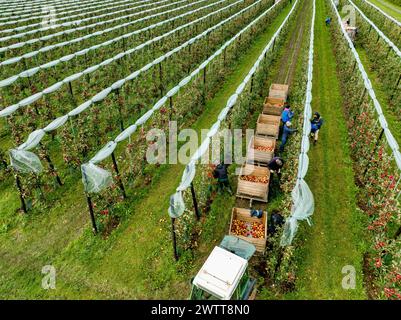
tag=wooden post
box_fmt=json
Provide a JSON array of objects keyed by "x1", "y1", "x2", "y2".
[
  {"x1": 86, "y1": 195, "x2": 98, "y2": 235},
  {"x1": 111, "y1": 152, "x2": 127, "y2": 199},
  {"x1": 15, "y1": 174, "x2": 27, "y2": 213},
  {"x1": 190, "y1": 182, "x2": 200, "y2": 220},
  {"x1": 171, "y1": 217, "x2": 179, "y2": 261}
]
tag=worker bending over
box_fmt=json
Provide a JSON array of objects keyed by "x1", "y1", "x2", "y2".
[
  {"x1": 268, "y1": 156, "x2": 285, "y2": 181},
  {"x1": 213, "y1": 163, "x2": 232, "y2": 195},
  {"x1": 279, "y1": 121, "x2": 297, "y2": 153},
  {"x1": 310, "y1": 112, "x2": 324, "y2": 145}
]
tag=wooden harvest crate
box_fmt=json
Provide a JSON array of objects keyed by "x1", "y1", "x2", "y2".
[
  {"x1": 256, "y1": 114, "x2": 280, "y2": 139},
  {"x1": 246, "y1": 135, "x2": 276, "y2": 165},
  {"x1": 236, "y1": 163, "x2": 270, "y2": 202},
  {"x1": 262, "y1": 97, "x2": 284, "y2": 116},
  {"x1": 229, "y1": 207, "x2": 268, "y2": 252},
  {"x1": 269, "y1": 83, "x2": 288, "y2": 101}
]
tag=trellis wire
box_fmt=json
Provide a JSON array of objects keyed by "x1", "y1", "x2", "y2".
[
  {"x1": 168, "y1": 0, "x2": 299, "y2": 219},
  {"x1": 0, "y1": 0, "x2": 247, "y2": 116},
  {"x1": 0, "y1": 0, "x2": 182, "y2": 41},
  {"x1": 280, "y1": 0, "x2": 315, "y2": 246},
  {"x1": 0, "y1": 0, "x2": 210, "y2": 55},
  {"x1": 349, "y1": 0, "x2": 401, "y2": 58},
  {"x1": 362, "y1": 0, "x2": 401, "y2": 28},
  {"x1": 80, "y1": 0, "x2": 286, "y2": 194},
  {"x1": 0, "y1": 0, "x2": 150, "y2": 25},
  {"x1": 0, "y1": 0, "x2": 227, "y2": 84},
  {"x1": 9, "y1": 0, "x2": 273, "y2": 173},
  {"x1": 331, "y1": 0, "x2": 401, "y2": 175}
]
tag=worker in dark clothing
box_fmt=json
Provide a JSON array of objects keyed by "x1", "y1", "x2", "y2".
[
  {"x1": 325, "y1": 16, "x2": 332, "y2": 26},
  {"x1": 268, "y1": 156, "x2": 285, "y2": 182},
  {"x1": 310, "y1": 112, "x2": 324, "y2": 145},
  {"x1": 268, "y1": 156, "x2": 284, "y2": 173},
  {"x1": 279, "y1": 121, "x2": 297, "y2": 153},
  {"x1": 268, "y1": 210, "x2": 285, "y2": 235},
  {"x1": 213, "y1": 163, "x2": 232, "y2": 195}
]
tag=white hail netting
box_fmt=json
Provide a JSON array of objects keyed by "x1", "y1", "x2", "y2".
[
  {"x1": 0, "y1": 0, "x2": 184, "y2": 42},
  {"x1": 0, "y1": 0, "x2": 174, "y2": 36},
  {"x1": 167, "y1": 0, "x2": 299, "y2": 218},
  {"x1": 0, "y1": 0, "x2": 228, "y2": 85},
  {"x1": 9, "y1": 0, "x2": 270, "y2": 177},
  {"x1": 0, "y1": 0, "x2": 151, "y2": 26},
  {"x1": 363, "y1": 0, "x2": 401, "y2": 28},
  {"x1": 81, "y1": 0, "x2": 285, "y2": 194},
  {"x1": 331, "y1": 0, "x2": 401, "y2": 168},
  {"x1": 0, "y1": 0, "x2": 103, "y2": 15},
  {"x1": 0, "y1": 0, "x2": 141, "y2": 22},
  {"x1": 0, "y1": 0, "x2": 218, "y2": 56},
  {"x1": 280, "y1": 0, "x2": 315, "y2": 246},
  {"x1": 349, "y1": 0, "x2": 401, "y2": 58},
  {"x1": 0, "y1": 0, "x2": 190, "y2": 57}
]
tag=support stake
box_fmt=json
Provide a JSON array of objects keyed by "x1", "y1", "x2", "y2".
[
  {"x1": 15, "y1": 174, "x2": 27, "y2": 213},
  {"x1": 86, "y1": 195, "x2": 98, "y2": 235},
  {"x1": 190, "y1": 182, "x2": 200, "y2": 220},
  {"x1": 111, "y1": 152, "x2": 127, "y2": 199},
  {"x1": 171, "y1": 217, "x2": 179, "y2": 261}
]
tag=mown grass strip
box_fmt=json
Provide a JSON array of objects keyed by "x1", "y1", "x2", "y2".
[
  {"x1": 0, "y1": 2, "x2": 294, "y2": 299},
  {"x1": 285, "y1": 0, "x2": 367, "y2": 299}
]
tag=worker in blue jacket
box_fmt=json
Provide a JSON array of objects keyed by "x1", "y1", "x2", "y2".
[
  {"x1": 279, "y1": 121, "x2": 297, "y2": 153},
  {"x1": 310, "y1": 112, "x2": 324, "y2": 144},
  {"x1": 281, "y1": 104, "x2": 294, "y2": 124}
]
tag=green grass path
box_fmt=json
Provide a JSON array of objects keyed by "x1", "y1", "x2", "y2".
[
  {"x1": 369, "y1": 0, "x2": 401, "y2": 21},
  {"x1": 288, "y1": 0, "x2": 367, "y2": 299},
  {"x1": 0, "y1": 3, "x2": 294, "y2": 299}
]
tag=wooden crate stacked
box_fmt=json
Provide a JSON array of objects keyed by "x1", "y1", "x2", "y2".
[{"x1": 228, "y1": 84, "x2": 289, "y2": 253}]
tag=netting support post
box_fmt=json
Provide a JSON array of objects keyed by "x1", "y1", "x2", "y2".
[
  {"x1": 68, "y1": 81, "x2": 76, "y2": 106},
  {"x1": 358, "y1": 87, "x2": 367, "y2": 105},
  {"x1": 390, "y1": 73, "x2": 401, "y2": 101},
  {"x1": 171, "y1": 217, "x2": 179, "y2": 261},
  {"x1": 169, "y1": 96, "x2": 174, "y2": 122},
  {"x1": 111, "y1": 152, "x2": 127, "y2": 199},
  {"x1": 45, "y1": 153, "x2": 63, "y2": 186},
  {"x1": 115, "y1": 89, "x2": 125, "y2": 132},
  {"x1": 190, "y1": 182, "x2": 200, "y2": 220},
  {"x1": 159, "y1": 63, "x2": 163, "y2": 97},
  {"x1": 363, "y1": 128, "x2": 384, "y2": 178},
  {"x1": 40, "y1": 142, "x2": 63, "y2": 186},
  {"x1": 15, "y1": 174, "x2": 27, "y2": 214},
  {"x1": 86, "y1": 195, "x2": 98, "y2": 235}
]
